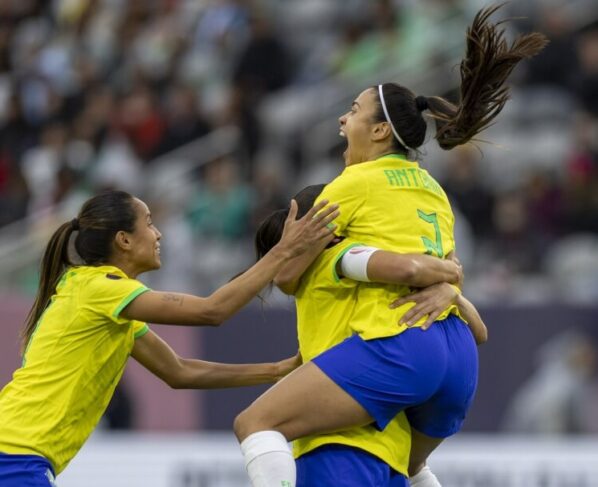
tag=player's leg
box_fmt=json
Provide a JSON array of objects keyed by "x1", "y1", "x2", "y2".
[
  {"x1": 235, "y1": 332, "x2": 446, "y2": 487},
  {"x1": 408, "y1": 429, "x2": 443, "y2": 486},
  {"x1": 236, "y1": 360, "x2": 372, "y2": 487},
  {"x1": 296, "y1": 444, "x2": 409, "y2": 487},
  {"x1": 406, "y1": 314, "x2": 479, "y2": 486},
  {"x1": 235, "y1": 360, "x2": 372, "y2": 443}
]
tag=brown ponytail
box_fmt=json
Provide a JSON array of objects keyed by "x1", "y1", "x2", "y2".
[
  {"x1": 21, "y1": 222, "x2": 75, "y2": 353},
  {"x1": 428, "y1": 4, "x2": 549, "y2": 150},
  {"x1": 374, "y1": 4, "x2": 547, "y2": 155}
]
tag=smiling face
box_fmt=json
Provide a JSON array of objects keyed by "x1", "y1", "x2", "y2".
[
  {"x1": 338, "y1": 88, "x2": 393, "y2": 166},
  {"x1": 125, "y1": 198, "x2": 162, "y2": 275}
]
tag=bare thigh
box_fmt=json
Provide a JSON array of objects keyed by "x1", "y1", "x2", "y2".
[
  {"x1": 234, "y1": 361, "x2": 373, "y2": 442},
  {"x1": 408, "y1": 428, "x2": 444, "y2": 477}
]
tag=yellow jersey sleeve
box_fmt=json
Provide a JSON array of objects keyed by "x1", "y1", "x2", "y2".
[
  {"x1": 82, "y1": 271, "x2": 150, "y2": 325},
  {"x1": 133, "y1": 321, "x2": 150, "y2": 339}
]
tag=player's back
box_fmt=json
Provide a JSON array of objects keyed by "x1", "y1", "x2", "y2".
[{"x1": 317, "y1": 154, "x2": 458, "y2": 339}]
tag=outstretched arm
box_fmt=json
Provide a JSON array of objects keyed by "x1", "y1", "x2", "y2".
[
  {"x1": 121, "y1": 200, "x2": 338, "y2": 326},
  {"x1": 132, "y1": 330, "x2": 302, "y2": 389}
]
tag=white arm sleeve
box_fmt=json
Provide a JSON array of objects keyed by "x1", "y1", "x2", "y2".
[{"x1": 339, "y1": 246, "x2": 380, "y2": 282}]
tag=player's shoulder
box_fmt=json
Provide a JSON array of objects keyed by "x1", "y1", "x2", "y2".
[{"x1": 75, "y1": 265, "x2": 142, "y2": 296}]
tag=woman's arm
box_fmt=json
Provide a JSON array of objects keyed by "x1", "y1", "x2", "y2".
[
  {"x1": 121, "y1": 200, "x2": 338, "y2": 325},
  {"x1": 455, "y1": 294, "x2": 488, "y2": 344},
  {"x1": 274, "y1": 239, "x2": 329, "y2": 295},
  {"x1": 132, "y1": 330, "x2": 303, "y2": 389},
  {"x1": 339, "y1": 247, "x2": 462, "y2": 287}
]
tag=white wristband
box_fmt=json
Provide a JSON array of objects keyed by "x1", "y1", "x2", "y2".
[{"x1": 340, "y1": 246, "x2": 379, "y2": 282}]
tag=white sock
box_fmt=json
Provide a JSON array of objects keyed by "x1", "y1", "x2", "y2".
[
  {"x1": 410, "y1": 465, "x2": 442, "y2": 487},
  {"x1": 240, "y1": 431, "x2": 296, "y2": 487}
]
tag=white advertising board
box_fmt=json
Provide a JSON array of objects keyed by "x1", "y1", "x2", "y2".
[{"x1": 57, "y1": 433, "x2": 598, "y2": 487}]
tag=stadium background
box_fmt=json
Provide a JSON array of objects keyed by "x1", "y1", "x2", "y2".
[{"x1": 0, "y1": 0, "x2": 597, "y2": 485}]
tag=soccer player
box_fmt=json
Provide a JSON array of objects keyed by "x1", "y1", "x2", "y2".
[
  {"x1": 252, "y1": 185, "x2": 486, "y2": 487},
  {"x1": 234, "y1": 6, "x2": 546, "y2": 487},
  {"x1": 0, "y1": 189, "x2": 338, "y2": 486}
]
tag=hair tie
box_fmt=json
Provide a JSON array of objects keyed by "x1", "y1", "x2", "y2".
[
  {"x1": 415, "y1": 95, "x2": 429, "y2": 112},
  {"x1": 70, "y1": 218, "x2": 79, "y2": 231}
]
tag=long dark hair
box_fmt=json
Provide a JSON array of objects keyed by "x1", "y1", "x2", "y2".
[
  {"x1": 375, "y1": 4, "x2": 548, "y2": 154},
  {"x1": 21, "y1": 190, "x2": 137, "y2": 352},
  {"x1": 255, "y1": 184, "x2": 326, "y2": 260}
]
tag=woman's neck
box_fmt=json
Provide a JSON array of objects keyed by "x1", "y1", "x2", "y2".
[{"x1": 105, "y1": 257, "x2": 137, "y2": 279}]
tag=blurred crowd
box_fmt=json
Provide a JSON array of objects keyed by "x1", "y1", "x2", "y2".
[{"x1": 0, "y1": 0, "x2": 596, "y2": 300}]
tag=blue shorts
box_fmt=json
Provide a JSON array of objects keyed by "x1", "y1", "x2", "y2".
[
  {"x1": 296, "y1": 444, "x2": 408, "y2": 487},
  {"x1": 0, "y1": 453, "x2": 57, "y2": 487},
  {"x1": 313, "y1": 314, "x2": 478, "y2": 437}
]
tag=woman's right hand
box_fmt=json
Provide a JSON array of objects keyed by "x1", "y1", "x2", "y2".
[
  {"x1": 275, "y1": 199, "x2": 339, "y2": 258},
  {"x1": 390, "y1": 282, "x2": 460, "y2": 330},
  {"x1": 274, "y1": 352, "x2": 303, "y2": 381}
]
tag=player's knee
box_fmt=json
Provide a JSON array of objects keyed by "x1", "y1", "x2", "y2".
[
  {"x1": 233, "y1": 407, "x2": 270, "y2": 442},
  {"x1": 234, "y1": 405, "x2": 289, "y2": 442},
  {"x1": 233, "y1": 409, "x2": 251, "y2": 442}
]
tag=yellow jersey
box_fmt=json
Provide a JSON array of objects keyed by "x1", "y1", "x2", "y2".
[
  {"x1": 293, "y1": 239, "x2": 412, "y2": 476},
  {"x1": 0, "y1": 265, "x2": 150, "y2": 474},
  {"x1": 316, "y1": 154, "x2": 460, "y2": 339}
]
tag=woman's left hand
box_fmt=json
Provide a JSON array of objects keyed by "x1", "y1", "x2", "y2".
[
  {"x1": 390, "y1": 282, "x2": 459, "y2": 330},
  {"x1": 275, "y1": 352, "x2": 303, "y2": 381}
]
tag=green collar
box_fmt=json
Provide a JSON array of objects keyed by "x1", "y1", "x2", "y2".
[{"x1": 375, "y1": 153, "x2": 416, "y2": 164}]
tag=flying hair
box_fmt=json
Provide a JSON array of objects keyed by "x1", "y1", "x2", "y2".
[{"x1": 429, "y1": 3, "x2": 549, "y2": 150}]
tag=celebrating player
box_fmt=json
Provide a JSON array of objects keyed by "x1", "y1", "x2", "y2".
[
  {"x1": 0, "y1": 189, "x2": 338, "y2": 486},
  {"x1": 234, "y1": 6, "x2": 546, "y2": 487},
  {"x1": 252, "y1": 184, "x2": 486, "y2": 486}
]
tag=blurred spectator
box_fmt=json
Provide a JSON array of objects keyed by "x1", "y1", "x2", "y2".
[
  {"x1": 153, "y1": 85, "x2": 211, "y2": 158},
  {"x1": 249, "y1": 164, "x2": 289, "y2": 234},
  {"x1": 562, "y1": 115, "x2": 598, "y2": 233},
  {"x1": 231, "y1": 15, "x2": 292, "y2": 168},
  {"x1": 186, "y1": 157, "x2": 254, "y2": 241},
  {"x1": 117, "y1": 85, "x2": 165, "y2": 161},
  {"x1": 232, "y1": 15, "x2": 291, "y2": 96},
  {"x1": 488, "y1": 191, "x2": 543, "y2": 273},
  {"x1": 524, "y1": 169, "x2": 563, "y2": 240},
  {"x1": 503, "y1": 331, "x2": 598, "y2": 434},
  {"x1": 575, "y1": 22, "x2": 598, "y2": 116},
  {"x1": 21, "y1": 121, "x2": 68, "y2": 213},
  {"x1": 443, "y1": 146, "x2": 494, "y2": 239},
  {"x1": 523, "y1": 5, "x2": 579, "y2": 90}
]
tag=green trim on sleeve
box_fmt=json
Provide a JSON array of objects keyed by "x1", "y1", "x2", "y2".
[
  {"x1": 332, "y1": 243, "x2": 366, "y2": 283},
  {"x1": 134, "y1": 324, "x2": 150, "y2": 339},
  {"x1": 112, "y1": 286, "x2": 150, "y2": 319}
]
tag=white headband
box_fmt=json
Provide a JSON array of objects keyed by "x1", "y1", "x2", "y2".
[{"x1": 378, "y1": 84, "x2": 411, "y2": 151}]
